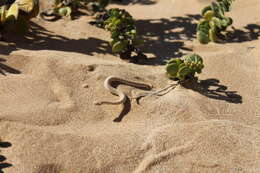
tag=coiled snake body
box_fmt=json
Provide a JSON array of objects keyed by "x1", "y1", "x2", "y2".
[{"x1": 94, "y1": 76, "x2": 153, "y2": 105}]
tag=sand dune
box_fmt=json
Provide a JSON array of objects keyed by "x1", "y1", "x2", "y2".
[{"x1": 0, "y1": 0, "x2": 259, "y2": 172}]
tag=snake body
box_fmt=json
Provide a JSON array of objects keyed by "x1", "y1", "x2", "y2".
[{"x1": 94, "y1": 76, "x2": 153, "y2": 105}]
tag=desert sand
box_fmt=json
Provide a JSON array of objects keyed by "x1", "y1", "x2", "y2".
[{"x1": 0, "y1": 0, "x2": 259, "y2": 172}]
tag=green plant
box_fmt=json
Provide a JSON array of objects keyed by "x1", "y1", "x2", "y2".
[
  {"x1": 96, "y1": 8, "x2": 145, "y2": 60},
  {"x1": 166, "y1": 54, "x2": 204, "y2": 81},
  {"x1": 196, "y1": 0, "x2": 235, "y2": 44},
  {"x1": 40, "y1": 0, "x2": 109, "y2": 20},
  {"x1": 0, "y1": 0, "x2": 39, "y2": 35}
]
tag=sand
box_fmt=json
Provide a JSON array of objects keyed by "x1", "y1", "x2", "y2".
[{"x1": 0, "y1": 0, "x2": 259, "y2": 172}]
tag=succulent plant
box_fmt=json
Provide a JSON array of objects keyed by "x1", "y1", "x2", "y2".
[
  {"x1": 94, "y1": 8, "x2": 145, "y2": 59},
  {"x1": 41, "y1": 0, "x2": 110, "y2": 20},
  {"x1": 166, "y1": 54, "x2": 204, "y2": 81},
  {"x1": 0, "y1": 0, "x2": 39, "y2": 34},
  {"x1": 196, "y1": 0, "x2": 235, "y2": 44}
]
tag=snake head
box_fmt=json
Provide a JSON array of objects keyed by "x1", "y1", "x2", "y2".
[
  {"x1": 94, "y1": 101, "x2": 102, "y2": 105},
  {"x1": 144, "y1": 83, "x2": 153, "y2": 90}
]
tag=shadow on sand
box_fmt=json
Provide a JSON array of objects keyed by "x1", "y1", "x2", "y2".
[
  {"x1": 36, "y1": 164, "x2": 64, "y2": 173},
  {"x1": 136, "y1": 18, "x2": 259, "y2": 65},
  {"x1": 0, "y1": 141, "x2": 12, "y2": 173},
  {"x1": 108, "y1": 80, "x2": 152, "y2": 122},
  {"x1": 227, "y1": 24, "x2": 260, "y2": 43},
  {"x1": 182, "y1": 78, "x2": 242, "y2": 104},
  {"x1": 1, "y1": 14, "x2": 201, "y2": 65},
  {"x1": 1, "y1": 15, "x2": 259, "y2": 67},
  {"x1": 115, "y1": 77, "x2": 242, "y2": 123},
  {"x1": 111, "y1": 0, "x2": 156, "y2": 5},
  {"x1": 0, "y1": 22, "x2": 111, "y2": 57},
  {"x1": 135, "y1": 14, "x2": 201, "y2": 65},
  {"x1": 0, "y1": 58, "x2": 21, "y2": 76}
]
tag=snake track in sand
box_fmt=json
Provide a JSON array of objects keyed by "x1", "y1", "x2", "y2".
[{"x1": 94, "y1": 76, "x2": 153, "y2": 105}]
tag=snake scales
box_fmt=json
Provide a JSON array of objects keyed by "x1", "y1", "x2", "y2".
[{"x1": 94, "y1": 76, "x2": 153, "y2": 105}]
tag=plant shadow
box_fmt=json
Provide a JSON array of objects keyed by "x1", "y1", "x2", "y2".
[
  {"x1": 0, "y1": 58, "x2": 21, "y2": 76},
  {"x1": 36, "y1": 163, "x2": 63, "y2": 173},
  {"x1": 111, "y1": 0, "x2": 156, "y2": 5},
  {"x1": 1, "y1": 22, "x2": 111, "y2": 57},
  {"x1": 182, "y1": 78, "x2": 242, "y2": 104},
  {"x1": 1, "y1": 14, "x2": 201, "y2": 64},
  {"x1": 226, "y1": 24, "x2": 260, "y2": 43},
  {"x1": 0, "y1": 141, "x2": 12, "y2": 173},
  {"x1": 135, "y1": 14, "x2": 201, "y2": 65}
]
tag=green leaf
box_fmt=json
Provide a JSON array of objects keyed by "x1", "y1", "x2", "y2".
[
  {"x1": 209, "y1": 29, "x2": 217, "y2": 42},
  {"x1": 197, "y1": 20, "x2": 210, "y2": 33},
  {"x1": 212, "y1": 17, "x2": 222, "y2": 29},
  {"x1": 211, "y1": 2, "x2": 224, "y2": 19},
  {"x1": 209, "y1": 20, "x2": 217, "y2": 33},
  {"x1": 221, "y1": 17, "x2": 233, "y2": 28},
  {"x1": 178, "y1": 66, "x2": 191, "y2": 81},
  {"x1": 203, "y1": 10, "x2": 214, "y2": 21},
  {"x1": 201, "y1": 6, "x2": 212, "y2": 16},
  {"x1": 184, "y1": 54, "x2": 203, "y2": 64},
  {"x1": 6, "y1": 3, "x2": 19, "y2": 22},
  {"x1": 112, "y1": 40, "x2": 127, "y2": 53},
  {"x1": 197, "y1": 31, "x2": 210, "y2": 44},
  {"x1": 166, "y1": 62, "x2": 179, "y2": 77},
  {"x1": 58, "y1": 7, "x2": 72, "y2": 17}
]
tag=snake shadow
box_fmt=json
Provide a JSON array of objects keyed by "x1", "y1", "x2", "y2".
[
  {"x1": 0, "y1": 141, "x2": 12, "y2": 173},
  {"x1": 111, "y1": 81, "x2": 152, "y2": 122},
  {"x1": 113, "y1": 97, "x2": 131, "y2": 122},
  {"x1": 182, "y1": 78, "x2": 242, "y2": 104}
]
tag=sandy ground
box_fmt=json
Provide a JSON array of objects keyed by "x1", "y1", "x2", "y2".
[{"x1": 0, "y1": 0, "x2": 259, "y2": 172}]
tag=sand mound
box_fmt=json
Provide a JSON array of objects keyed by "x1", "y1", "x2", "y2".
[{"x1": 0, "y1": 0, "x2": 259, "y2": 172}]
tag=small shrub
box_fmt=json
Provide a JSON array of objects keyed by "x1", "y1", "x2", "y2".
[
  {"x1": 166, "y1": 54, "x2": 204, "y2": 81},
  {"x1": 41, "y1": 0, "x2": 110, "y2": 20},
  {"x1": 92, "y1": 8, "x2": 145, "y2": 60},
  {"x1": 0, "y1": 0, "x2": 39, "y2": 35},
  {"x1": 196, "y1": 0, "x2": 235, "y2": 44}
]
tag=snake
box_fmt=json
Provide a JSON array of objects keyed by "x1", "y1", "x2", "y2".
[{"x1": 94, "y1": 76, "x2": 153, "y2": 105}]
